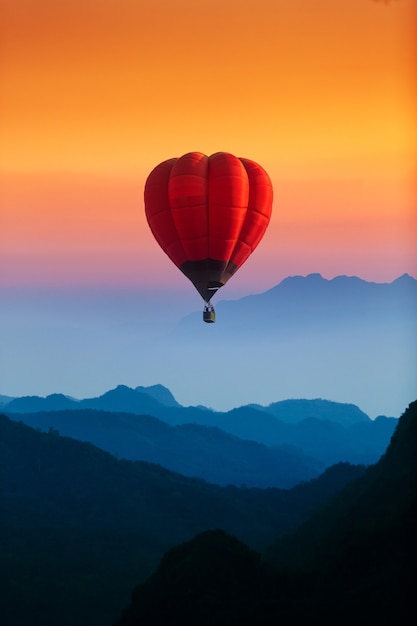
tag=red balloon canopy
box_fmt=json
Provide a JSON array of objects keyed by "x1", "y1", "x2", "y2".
[{"x1": 144, "y1": 151, "x2": 273, "y2": 302}]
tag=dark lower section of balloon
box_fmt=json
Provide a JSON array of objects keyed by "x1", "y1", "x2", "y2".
[{"x1": 179, "y1": 259, "x2": 239, "y2": 302}]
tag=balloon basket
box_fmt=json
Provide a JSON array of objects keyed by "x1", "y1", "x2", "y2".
[{"x1": 203, "y1": 304, "x2": 216, "y2": 323}]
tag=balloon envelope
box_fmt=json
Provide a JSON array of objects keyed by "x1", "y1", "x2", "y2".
[{"x1": 144, "y1": 152, "x2": 273, "y2": 302}]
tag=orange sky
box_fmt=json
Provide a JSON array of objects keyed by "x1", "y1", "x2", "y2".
[{"x1": 1, "y1": 0, "x2": 416, "y2": 293}]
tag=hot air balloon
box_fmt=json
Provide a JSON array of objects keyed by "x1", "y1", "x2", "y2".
[{"x1": 144, "y1": 152, "x2": 273, "y2": 322}]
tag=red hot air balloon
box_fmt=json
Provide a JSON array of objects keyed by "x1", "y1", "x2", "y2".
[{"x1": 144, "y1": 152, "x2": 273, "y2": 322}]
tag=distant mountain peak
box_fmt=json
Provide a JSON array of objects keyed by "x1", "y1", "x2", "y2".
[
  {"x1": 90, "y1": 384, "x2": 181, "y2": 409},
  {"x1": 135, "y1": 384, "x2": 181, "y2": 408},
  {"x1": 46, "y1": 393, "x2": 76, "y2": 401},
  {"x1": 100, "y1": 385, "x2": 135, "y2": 398},
  {"x1": 392, "y1": 272, "x2": 415, "y2": 284},
  {"x1": 305, "y1": 272, "x2": 324, "y2": 280},
  {"x1": 245, "y1": 271, "x2": 417, "y2": 304},
  {"x1": 276, "y1": 273, "x2": 416, "y2": 289}
]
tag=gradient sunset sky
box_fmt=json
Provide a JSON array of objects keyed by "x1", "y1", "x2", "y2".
[{"x1": 1, "y1": 0, "x2": 416, "y2": 297}]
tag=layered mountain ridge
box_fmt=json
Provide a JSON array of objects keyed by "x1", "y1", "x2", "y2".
[{"x1": 3, "y1": 385, "x2": 397, "y2": 486}]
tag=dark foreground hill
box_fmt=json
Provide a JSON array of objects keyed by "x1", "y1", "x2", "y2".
[
  {"x1": 115, "y1": 529, "x2": 277, "y2": 626},
  {"x1": 0, "y1": 414, "x2": 365, "y2": 626},
  {"x1": 114, "y1": 401, "x2": 417, "y2": 626}
]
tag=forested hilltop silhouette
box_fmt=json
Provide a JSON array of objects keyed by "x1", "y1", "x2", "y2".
[
  {"x1": 115, "y1": 401, "x2": 417, "y2": 626},
  {"x1": 0, "y1": 413, "x2": 365, "y2": 626}
]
